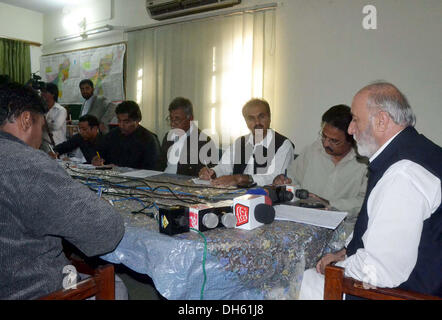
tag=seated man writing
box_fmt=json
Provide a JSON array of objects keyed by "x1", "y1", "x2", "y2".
[
  {"x1": 157, "y1": 97, "x2": 217, "y2": 176},
  {"x1": 49, "y1": 114, "x2": 103, "y2": 163},
  {"x1": 273, "y1": 105, "x2": 368, "y2": 236},
  {"x1": 92, "y1": 100, "x2": 160, "y2": 169},
  {"x1": 199, "y1": 98, "x2": 294, "y2": 187}
]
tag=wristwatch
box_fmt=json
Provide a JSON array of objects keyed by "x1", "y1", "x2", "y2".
[{"x1": 246, "y1": 174, "x2": 254, "y2": 184}]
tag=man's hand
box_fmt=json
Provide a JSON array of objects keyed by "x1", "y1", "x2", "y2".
[
  {"x1": 316, "y1": 248, "x2": 346, "y2": 275},
  {"x1": 91, "y1": 155, "x2": 105, "y2": 167},
  {"x1": 48, "y1": 151, "x2": 59, "y2": 159},
  {"x1": 199, "y1": 167, "x2": 216, "y2": 180},
  {"x1": 308, "y1": 192, "x2": 331, "y2": 209},
  {"x1": 273, "y1": 174, "x2": 292, "y2": 185},
  {"x1": 211, "y1": 174, "x2": 245, "y2": 187}
]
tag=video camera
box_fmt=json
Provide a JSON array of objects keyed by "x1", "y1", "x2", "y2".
[{"x1": 25, "y1": 73, "x2": 46, "y2": 91}]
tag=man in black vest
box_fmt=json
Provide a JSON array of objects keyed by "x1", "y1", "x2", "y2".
[
  {"x1": 157, "y1": 97, "x2": 217, "y2": 176},
  {"x1": 299, "y1": 82, "x2": 441, "y2": 299},
  {"x1": 199, "y1": 98, "x2": 294, "y2": 187},
  {"x1": 92, "y1": 100, "x2": 161, "y2": 170}
]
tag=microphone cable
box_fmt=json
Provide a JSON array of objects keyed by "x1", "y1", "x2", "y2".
[{"x1": 190, "y1": 228, "x2": 208, "y2": 300}]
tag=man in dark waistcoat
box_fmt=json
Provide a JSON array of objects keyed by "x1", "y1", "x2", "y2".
[
  {"x1": 299, "y1": 82, "x2": 441, "y2": 299},
  {"x1": 198, "y1": 98, "x2": 294, "y2": 187},
  {"x1": 157, "y1": 97, "x2": 217, "y2": 177}
]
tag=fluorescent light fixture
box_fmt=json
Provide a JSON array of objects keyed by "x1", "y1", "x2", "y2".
[{"x1": 55, "y1": 25, "x2": 113, "y2": 42}]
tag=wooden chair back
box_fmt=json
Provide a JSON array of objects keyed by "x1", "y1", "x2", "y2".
[
  {"x1": 38, "y1": 263, "x2": 115, "y2": 300},
  {"x1": 324, "y1": 265, "x2": 441, "y2": 300}
]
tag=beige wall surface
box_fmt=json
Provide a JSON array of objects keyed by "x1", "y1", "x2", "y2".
[
  {"x1": 2, "y1": 0, "x2": 441, "y2": 150},
  {"x1": 0, "y1": 2, "x2": 43, "y2": 76}
]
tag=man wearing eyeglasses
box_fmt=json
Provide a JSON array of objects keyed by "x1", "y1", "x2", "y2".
[
  {"x1": 157, "y1": 97, "x2": 216, "y2": 176},
  {"x1": 274, "y1": 105, "x2": 368, "y2": 237}
]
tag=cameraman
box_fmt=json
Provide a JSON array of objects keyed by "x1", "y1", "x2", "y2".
[{"x1": 40, "y1": 83, "x2": 67, "y2": 152}]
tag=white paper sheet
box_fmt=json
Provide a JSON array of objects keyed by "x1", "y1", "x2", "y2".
[
  {"x1": 191, "y1": 178, "x2": 212, "y2": 186},
  {"x1": 274, "y1": 204, "x2": 347, "y2": 229},
  {"x1": 118, "y1": 170, "x2": 163, "y2": 178}
]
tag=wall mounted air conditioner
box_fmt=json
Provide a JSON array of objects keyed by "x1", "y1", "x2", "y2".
[{"x1": 146, "y1": 0, "x2": 241, "y2": 21}]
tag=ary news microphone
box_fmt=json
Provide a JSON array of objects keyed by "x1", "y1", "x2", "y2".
[
  {"x1": 233, "y1": 194, "x2": 275, "y2": 230},
  {"x1": 254, "y1": 203, "x2": 275, "y2": 224}
]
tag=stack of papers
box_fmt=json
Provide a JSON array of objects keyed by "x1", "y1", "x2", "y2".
[{"x1": 274, "y1": 204, "x2": 347, "y2": 229}]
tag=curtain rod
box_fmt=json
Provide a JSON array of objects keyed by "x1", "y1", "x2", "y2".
[
  {"x1": 0, "y1": 36, "x2": 41, "y2": 47},
  {"x1": 126, "y1": 2, "x2": 278, "y2": 33}
]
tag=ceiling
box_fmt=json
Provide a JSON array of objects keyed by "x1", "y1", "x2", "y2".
[{"x1": 0, "y1": 0, "x2": 89, "y2": 13}]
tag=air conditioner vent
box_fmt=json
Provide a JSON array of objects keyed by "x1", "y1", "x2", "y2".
[{"x1": 146, "y1": 0, "x2": 241, "y2": 21}]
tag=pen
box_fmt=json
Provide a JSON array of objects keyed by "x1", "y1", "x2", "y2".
[
  {"x1": 48, "y1": 144, "x2": 58, "y2": 159},
  {"x1": 284, "y1": 169, "x2": 287, "y2": 178},
  {"x1": 96, "y1": 151, "x2": 101, "y2": 159}
]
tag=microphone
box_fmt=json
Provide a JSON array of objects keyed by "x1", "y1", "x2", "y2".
[
  {"x1": 248, "y1": 187, "x2": 283, "y2": 205},
  {"x1": 294, "y1": 188, "x2": 309, "y2": 200},
  {"x1": 220, "y1": 212, "x2": 237, "y2": 228},
  {"x1": 201, "y1": 212, "x2": 219, "y2": 229},
  {"x1": 159, "y1": 206, "x2": 189, "y2": 236},
  {"x1": 188, "y1": 204, "x2": 233, "y2": 232},
  {"x1": 254, "y1": 203, "x2": 275, "y2": 224}
]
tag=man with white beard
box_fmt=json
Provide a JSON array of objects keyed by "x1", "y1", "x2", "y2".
[{"x1": 298, "y1": 82, "x2": 441, "y2": 299}]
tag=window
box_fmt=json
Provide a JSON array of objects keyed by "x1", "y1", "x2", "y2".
[{"x1": 126, "y1": 8, "x2": 276, "y2": 149}]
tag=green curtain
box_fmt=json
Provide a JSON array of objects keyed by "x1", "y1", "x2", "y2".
[{"x1": 0, "y1": 38, "x2": 31, "y2": 84}]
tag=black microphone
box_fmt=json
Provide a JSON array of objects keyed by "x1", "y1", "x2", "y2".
[
  {"x1": 254, "y1": 203, "x2": 275, "y2": 224},
  {"x1": 294, "y1": 189, "x2": 309, "y2": 200},
  {"x1": 263, "y1": 186, "x2": 295, "y2": 203}
]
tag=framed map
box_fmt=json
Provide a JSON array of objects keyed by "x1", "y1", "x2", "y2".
[{"x1": 40, "y1": 43, "x2": 126, "y2": 104}]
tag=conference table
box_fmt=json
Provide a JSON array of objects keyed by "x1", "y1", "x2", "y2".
[{"x1": 64, "y1": 162, "x2": 336, "y2": 300}]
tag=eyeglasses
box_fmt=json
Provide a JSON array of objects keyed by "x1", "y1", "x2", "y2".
[
  {"x1": 165, "y1": 115, "x2": 188, "y2": 125},
  {"x1": 318, "y1": 131, "x2": 344, "y2": 146}
]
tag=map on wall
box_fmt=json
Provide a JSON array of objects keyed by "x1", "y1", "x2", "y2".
[{"x1": 40, "y1": 43, "x2": 125, "y2": 104}]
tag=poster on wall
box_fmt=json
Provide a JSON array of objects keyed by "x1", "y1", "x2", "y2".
[{"x1": 40, "y1": 43, "x2": 125, "y2": 104}]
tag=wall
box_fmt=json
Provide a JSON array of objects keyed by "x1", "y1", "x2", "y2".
[
  {"x1": 38, "y1": 0, "x2": 442, "y2": 150},
  {"x1": 273, "y1": 0, "x2": 442, "y2": 151},
  {"x1": 42, "y1": 0, "x2": 152, "y2": 55},
  {"x1": 0, "y1": 2, "x2": 43, "y2": 75}
]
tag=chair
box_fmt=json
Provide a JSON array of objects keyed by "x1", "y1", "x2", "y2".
[
  {"x1": 38, "y1": 259, "x2": 115, "y2": 300},
  {"x1": 324, "y1": 265, "x2": 441, "y2": 300}
]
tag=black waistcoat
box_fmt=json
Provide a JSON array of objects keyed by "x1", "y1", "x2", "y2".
[
  {"x1": 346, "y1": 126, "x2": 442, "y2": 297},
  {"x1": 232, "y1": 131, "x2": 293, "y2": 175}
]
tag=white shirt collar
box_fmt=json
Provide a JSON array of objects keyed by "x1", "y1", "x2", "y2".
[{"x1": 369, "y1": 129, "x2": 404, "y2": 162}]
